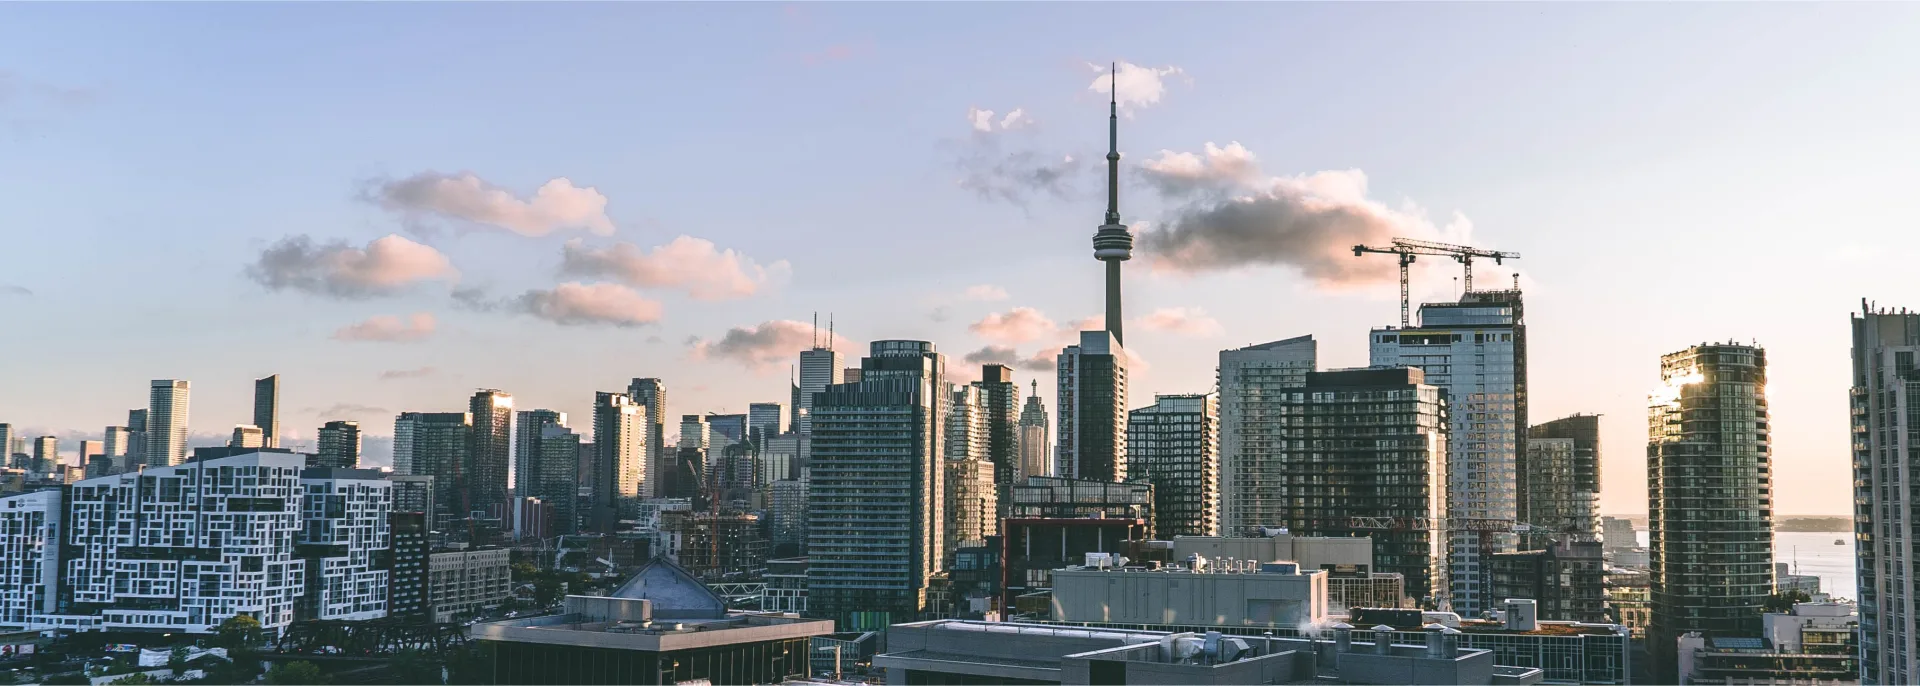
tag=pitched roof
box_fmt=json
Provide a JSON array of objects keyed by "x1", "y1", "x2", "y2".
[{"x1": 610, "y1": 555, "x2": 727, "y2": 619}]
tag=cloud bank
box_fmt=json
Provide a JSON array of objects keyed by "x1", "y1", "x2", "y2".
[
  {"x1": 968, "y1": 307, "x2": 1060, "y2": 345},
  {"x1": 689, "y1": 320, "x2": 849, "y2": 371},
  {"x1": 247, "y1": 234, "x2": 456, "y2": 298},
  {"x1": 559, "y1": 237, "x2": 788, "y2": 301},
  {"x1": 962, "y1": 345, "x2": 1059, "y2": 372},
  {"x1": 1088, "y1": 61, "x2": 1186, "y2": 113},
  {"x1": 333, "y1": 313, "x2": 436, "y2": 342},
  {"x1": 370, "y1": 171, "x2": 614, "y2": 237},
  {"x1": 1132, "y1": 307, "x2": 1223, "y2": 337}
]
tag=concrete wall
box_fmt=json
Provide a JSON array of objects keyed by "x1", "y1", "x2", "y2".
[
  {"x1": 1332, "y1": 644, "x2": 1496, "y2": 686},
  {"x1": 1051, "y1": 568, "x2": 1325, "y2": 627},
  {"x1": 1063, "y1": 647, "x2": 1302, "y2": 685}
]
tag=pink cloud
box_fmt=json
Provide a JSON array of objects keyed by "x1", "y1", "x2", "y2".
[{"x1": 332, "y1": 312, "x2": 437, "y2": 343}]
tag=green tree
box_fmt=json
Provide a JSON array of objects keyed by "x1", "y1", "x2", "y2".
[
  {"x1": 108, "y1": 673, "x2": 155, "y2": 685},
  {"x1": 1765, "y1": 590, "x2": 1812, "y2": 613},
  {"x1": 266, "y1": 660, "x2": 330, "y2": 685},
  {"x1": 388, "y1": 649, "x2": 444, "y2": 685},
  {"x1": 40, "y1": 673, "x2": 91, "y2": 685},
  {"x1": 510, "y1": 561, "x2": 538, "y2": 580},
  {"x1": 168, "y1": 645, "x2": 191, "y2": 671},
  {"x1": 533, "y1": 577, "x2": 564, "y2": 606},
  {"x1": 216, "y1": 614, "x2": 265, "y2": 651}
]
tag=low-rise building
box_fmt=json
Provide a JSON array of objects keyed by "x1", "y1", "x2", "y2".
[
  {"x1": 1051, "y1": 559, "x2": 1327, "y2": 628},
  {"x1": 1002, "y1": 516, "x2": 1148, "y2": 616},
  {"x1": 1603, "y1": 567, "x2": 1651, "y2": 638},
  {"x1": 1489, "y1": 541, "x2": 1605, "y2": 623},
  {"x1": 765, "y1": 557, "x2": 807, "y2": 615},
  {"x1": 875, "y1": 619, "x2": 1545, "y2": 685},
  {"x1": 1676, "y1": 601, "x2": 1859, "y2": 685},
  {"x1": 1329, "y1": 573, "x2": 1409, "y2": 612},
  {"x1": 429, "y1": 547, "x2": 510, "y2": 622},
  {"x1": 472, "y1": 556, "x2": 832, "y2": 685}
]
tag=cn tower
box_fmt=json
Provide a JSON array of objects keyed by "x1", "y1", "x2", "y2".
[{"x1": 1091, "y1": 63, "x2": 1132, "y2": 346}]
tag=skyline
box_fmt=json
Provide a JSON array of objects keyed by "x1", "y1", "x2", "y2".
[{"x1": 6, "y1": 3, "x2": 1919, "y2": 515}]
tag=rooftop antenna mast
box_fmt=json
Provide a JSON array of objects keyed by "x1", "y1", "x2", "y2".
[
  {"x1": 811, "y1": 312, "x2": 819, "y2": 349},
  {"x1": 828, "y1": 313, "x2": 835, "y2": 351}
]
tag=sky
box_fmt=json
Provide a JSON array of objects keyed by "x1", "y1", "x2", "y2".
[{"x1": 5, "y1": 3, "x2": 1917, "y2": 516}]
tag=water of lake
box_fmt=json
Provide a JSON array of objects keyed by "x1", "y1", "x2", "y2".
[{"x1": 1636, "y1": 529, "x2": 1856, "y2": 600}]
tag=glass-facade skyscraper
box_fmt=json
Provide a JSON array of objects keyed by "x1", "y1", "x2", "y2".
[
  {"x1": 1218, "y1": 335, "x2": 1317, "y2": 536},
  {"x1": 1126, "y1": 393, "x2": 1219, "y2": 539},
  {"x1": 1055, "y1": 330, "x2": 1127, "y2": 482},
  {"x1": 1647, "y1": 342, "x2": 1773, "y2": 679},
  {"x1": 1852, "y1": 306, "x2": 1920, "y2": 685},
  {"x1": 467, "y1": 389, "x2": 514, "y2": 518},
  {"x1": 147, "y1": 380, "x2": 191, "y2": 468}
]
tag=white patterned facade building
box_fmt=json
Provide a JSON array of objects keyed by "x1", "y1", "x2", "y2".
[
  {"x1": 297, "y1": 468, "x2": 392, "y2": 622},
  {"x1": 0, "y1": 489, "x2": 61, "y2": 627},
  {"x1": 56, "y1": 452, "x2": 308, "y2": 633}
]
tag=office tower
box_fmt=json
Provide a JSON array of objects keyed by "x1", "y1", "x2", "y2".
[
  {"x1": 1855, "y1": 305, "x2": 1920, "y2": 684},
  {"x1": 296, "y1": 467, "x2": 393, "y2": 621},
  {"x1": 1525, "y1": 414, "x2": 1602, "y2": 546},
  {"x1": 467, "y1": 389, "x2": 514, "y2": 517},
  {"x1": 747, "y1": 402, "x2": 785, "y2": 445},
  {"x1": 708, "y1": 413, "x2": 747, "y2": 445},
  {"x1": 948, "y1": 385, "x2": 985, "y2": 462},
  {"x1": 0, "y1": 489, "x2": 61, "y2": 625},
  {"x1": 147, "y1": 379, "x2": 191, "y2": 467},
  {"x1": 529, "y1": 424, "x2": 582, "y2": 535},
  {"x1": 393, "y1": 411, "x2": 471, "y2": 525},
  {"x1": 316, "y1": 420, "x2": 362, "y2": 469},
  {"x1": 1648, "y1": 342, "x2": 1773, "y2": 676},
  {"x1": 1126, "y1": 393, "x2": 1220, "y2": 539},
  {"x1": 626, "y1": 378, "x2": 667, "y2": 498},
  {"x1": 664, "y1": 414, "x2": 710, "y2": 501},
  {"x1": 1055, "y1": 330, "x2": 1128, "y2": 482},
  {"x1": 770, "y1": 480, "x2": 808, "y2": 555},
  {"x1": 387, "y1": 511, "x2": 429, "y2": 619},
  {"x1": 592, "y1": 392, "x2": 642, "y2": 533},
  {"x1": 843, "y1": 367, "x2": 862, "y2": 384},
  {"x1": 1091, "y1": 65, "x2": 1132, "y2": 347},
  {"x1": 390, "y1": 475, "x2": 437, "y2": 530},
  {"x1": 514, "y1": 409, "x2": 567, "y2": 497},
  {"x1": 944, "y1": 455, "x2": 996, "y2": 567},
  {"x1": 102, "y1": 426, "x2": 130, "y2": 470},
  {"x1": 0, "y1": 425, "x2": 11, "y2": 471},
  {"x1": 796, "y1": 345, "x2": 844, "y2": 437},
  {"x1": 1370, "y1": 290, "x2": 1527, "y2": 615},
  {"x1": 230, "y1": 424, "x2": 264, "y2": 449},
  {"x1": 254, "y1": 374, "x2": 280, "y2": 448},
  {"x1": 1018, "y1": 381, "x2": 1051, "y2": 480},
  {"x1": 75, "y1": 439, "x2": 103, "y2": 464},
  {"x1": 75, "y1": 439, "x2": 104, "y2": 476},
  {"x1": 64, "y1": 452, "x2": 308, "y2": 633},
  {"x1": 125, "y1": 408, "x2": 148, "y2": 468},
  {"x1": 31, "y1": 436, "x2": 56, "y2": 473},
  {"x1": 808, "y1": 340, "x2": 946, "y2": 626},
  {"x1": 973, "y1": 364, "x2": 1022, "y2": 489},
  {"x1": 1260, "y1": 367, "x2": 1448, "y2": 606}
]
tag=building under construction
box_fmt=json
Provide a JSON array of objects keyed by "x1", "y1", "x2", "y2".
[{"x1": 659, "y1": 510, "x2": 768, "y2": 584}]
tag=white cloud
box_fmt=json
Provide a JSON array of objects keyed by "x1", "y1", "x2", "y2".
[
  {"x1": 1139, "y1": 141, "x2": 1261, "y2": 195},
  {"x1": 371, "y1": 171, "x2": 615, "y2": 237},
  {"x1": 1088, "y1": 61, "x2": 1186, "y2": 113},
  {"x1": 247, "y1": 234, "x2": 457, "y2": 299},
  {"x1": 1000, "y1": 108, "x2": 1030, "y2": 130},
  {"x1": 1132, "y1": 307, "x2": 1223, "y2": 337},
  {"x1": 968, "y1": 307, "x2": 1060, "y2": 345},
  {"x1": 511, "y1": 282, "x2": 663, "y2": 327},
  {"x1": 332, "y1": 312, "x2": 437, "y2": 342},
  {"x1": 559, "y1": 237, "x2": 788, "y2": 301},
  {"x1": 690, "y1": 320, "x2": 851, "y2": 372},
  {"x1": 968, "y1": 106, "x2": 1033, "y2": 133},
  {"x1": 962, "y1": 345, "x2": 1059, "y2": 372}
]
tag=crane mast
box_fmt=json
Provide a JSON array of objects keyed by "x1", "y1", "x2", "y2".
[{"x1": 1352, "y1": 238, "x2": 1521, "y2": 327}]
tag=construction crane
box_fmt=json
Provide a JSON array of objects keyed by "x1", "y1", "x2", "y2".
[{"x1": 1352, "y1": 238, "x2": 1521, "y2": 327}]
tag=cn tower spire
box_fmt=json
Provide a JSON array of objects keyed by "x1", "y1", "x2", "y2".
[{"x1": 1092, "y1": 61, "x2": 1133, "y2": 347}]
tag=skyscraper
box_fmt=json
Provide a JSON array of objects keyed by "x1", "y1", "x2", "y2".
[
  {"x1": 125, "y1": 408, "x2": 148, "y2": 469},
  {"x1": 973, "y1": 364, "x2": 1021, "y2": 490},
  {"x1": 1091, "y1": 64, "x2": 1132, "y2": 347},
  {"x1": 1055, "y1": 330, "x2": 1127, "y2": 482},
  {"x1": 230, "y1": 425, "x2": 264, "y2": 449},
  {"x1": 1218, "y1": 335, "x2": 1317, "y2": 536},
  {"x1": 1648, "y1": 343, "x2": 1773, "y2": 677},
  {"x1": 747, "y1": 402, "x2": 785, "y2": 445},
  {"x1": 534, "y1": 424, "x2": 583, "y2": 535},
  {"x1": 1370, "y1": 290, "x2": 1527, "y2": 615},
  {"x1": 102, "y1": 426, "x2": 130, "y2": 470},
  {"x1": 807, "y1": 340, "x2": 945, "y2": 626},
  {"x1": 467, "y1": 389, "x2": 514, "y2": 517},
  {"x1": 1017, "y1": 380, "x2": 1050, "y2": 481},
  {"x1": 31, "y1": 436, "x2": 57, "y2": 473},
  {"x1": 393, "y1": 411, "x2": 471, "y2": 526},
  {"x1": 592, "y1": 392, "x2": 642, "y2": 533},
  {"x1": 253, "y1": 374, "x2": 280, "y2": 449},
  {"x1": 316, "y1": 420, "x2": 362, "y2": 469},
  {"x1": 514, "y1": 409, "x2": 567, "y2": 497},
  {"x1": 148, "y1": 379, "x2": 191, "y2": 467},
  {"x1": 626, "y1": 378, "x2": 667, "y2": 498},
  {"x1": 76, "y1": 439, "x2": 104, "y2": 473},
  {"x1": 796, "y1": 347, "x2": 843, "y2": 438},
  {"x1": 1853, "y1": 305, "x2": 1920, "y2": 685},
  {"x1": 1264, "y1": 368, "x2": 1448, "y2": 605},
  {"x1": 0, "y1": 425, "x2": 11, "y2": 470},
  {"x1": 1126, "y1": 393, "x2": 1220, "y2": 539},
  {"x1": 1525, "y1": 414, "x2": 1602, "y2": 547}
]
